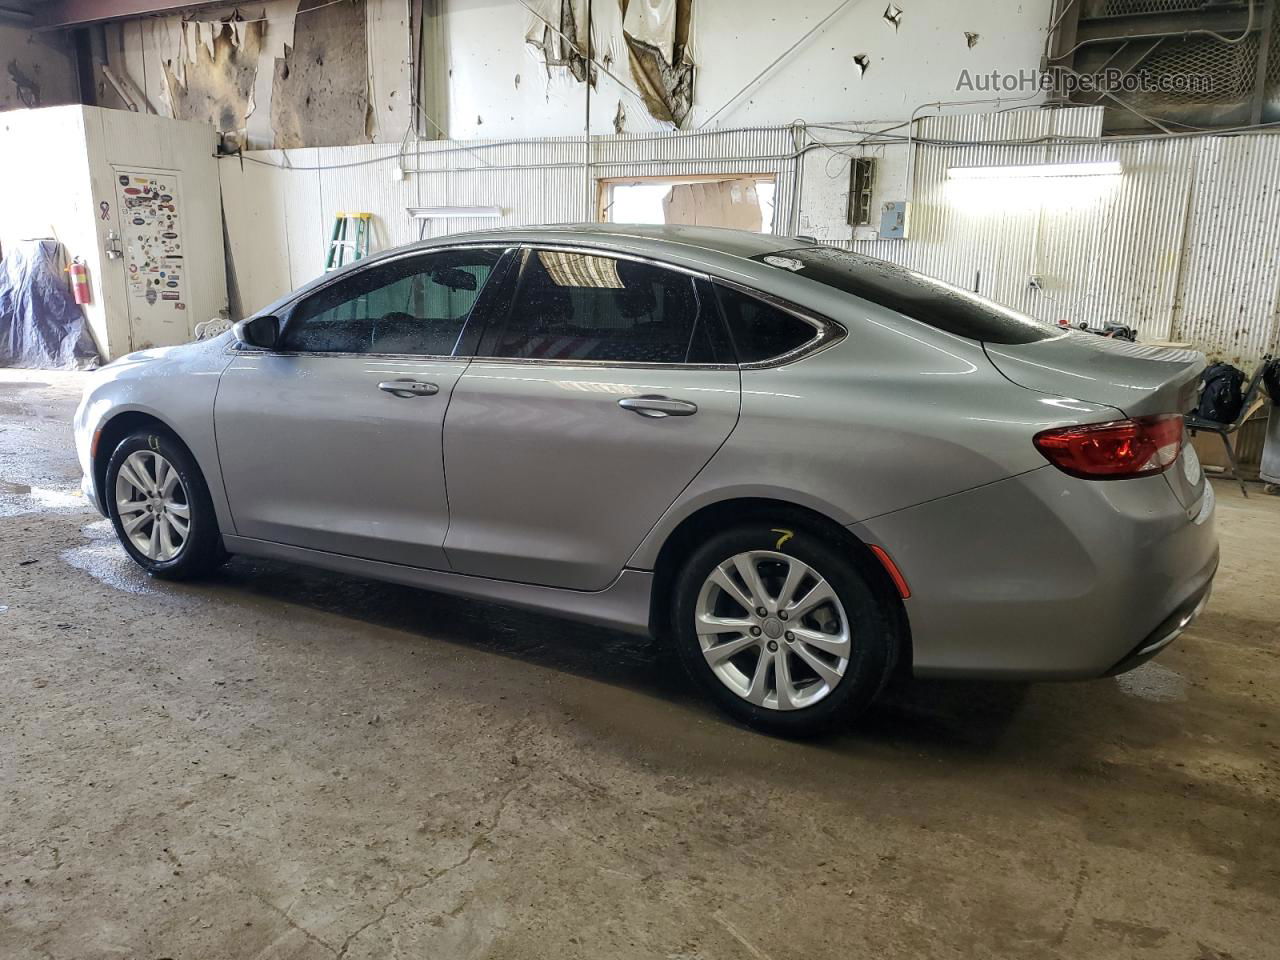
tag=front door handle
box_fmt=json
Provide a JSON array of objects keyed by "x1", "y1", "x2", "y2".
[
  {"x1": 379, "y1": 379, "x2": 439, "y2": 398},
  {"x1": 618, "y1": 395, "x2": 698, "y2": 418}
]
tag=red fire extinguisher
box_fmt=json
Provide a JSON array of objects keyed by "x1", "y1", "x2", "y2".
[{"x1": 68, "y1": 257, "x2": 91, "y2": 305}]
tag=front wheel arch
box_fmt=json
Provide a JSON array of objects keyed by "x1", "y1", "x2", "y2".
[
  {"x1": 648, "y1": 498, "x2": 912, "y2": 675},
  {"x1": 92, "y1": 411, "x2": 186, "y2": 510}
]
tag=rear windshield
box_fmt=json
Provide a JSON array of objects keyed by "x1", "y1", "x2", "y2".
[{"x1": 753, "y1": 246, "x2": 1055, "y2": 345}]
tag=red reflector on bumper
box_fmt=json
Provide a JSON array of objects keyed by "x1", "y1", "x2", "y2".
[{"x1": 870, "y1": 544, "x2": 911, "y2": 599}]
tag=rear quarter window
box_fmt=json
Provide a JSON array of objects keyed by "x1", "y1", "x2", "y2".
[
  {"x1": 714, "y1": 284, "x2": 822, "y2": 364},
  {"x1": 754, "y1": 247, "x2": 1054, "y2": 345}
]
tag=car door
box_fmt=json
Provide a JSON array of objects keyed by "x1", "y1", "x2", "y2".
[
  {"x1": 442, "y1": 246, "x2": 742, "y2": 591},
  {"x1": 214, "y1": 245, "x2": 512, "y2": 569}
]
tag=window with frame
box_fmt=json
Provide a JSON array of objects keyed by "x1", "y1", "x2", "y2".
[
  {"x1": 714, "y1": 284, "x2": 822, "y2": 364},
  {"x1": 279, "y1": 248, "x2": 503, "y2": 356},
  {"x1": 488, "y1": 250, "x2": 725, "y2": 365},
  {"x1": 600, "y1": 176, "x2": 777, "y2": 234}
]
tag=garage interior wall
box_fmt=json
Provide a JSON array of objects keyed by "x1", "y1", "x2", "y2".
[
  {"x1": 0, "y1": 106, "x2": 101, "y2": 329},
  {"x1": 83, "y1": 107, "x2": 229, "y2": 355},
  {"x1": 217, "y1": 124, "x2": 800, "y2": 312},
  {"x1": 0, "y1": 106, "x2": 227, "y2": 358},
  {"x1": 443, "y1": 0, "x2": 1049, "y2": 138},
  {"x1": 27, "y1": 0, "x2": 1280, "y2": 371},
  {"x1": 96, "y1": 0, "x2": 412, "y2": 149},
  {"x1": 0, "y1": 20, "x2": 79, "y2": 112},
  {"x1": 92, "y1": 0, "x2": 1049, "y2": 144},
  {"x1": 217, "y1": 106, "x2": 1280, "y2": 371}
]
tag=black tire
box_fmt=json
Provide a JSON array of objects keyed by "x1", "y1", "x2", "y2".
[
  {"x1": 105, "y1": 427, "x2": 226, "y2": 580},
  {"x1": 671, "y1": 521, "x2": 899, "y2": 737}
]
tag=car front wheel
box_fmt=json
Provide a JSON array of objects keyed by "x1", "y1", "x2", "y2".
[
  {"x1": 672, "y1": 523, "x2": 899, "y2": 736},
  {"x1": 105, "y1": 428, "x2": 225, "y2": 580}
]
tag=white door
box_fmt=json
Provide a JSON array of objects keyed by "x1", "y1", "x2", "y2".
[{"x1": 113, "y1": 167, "x2": 189, "y2": 350}]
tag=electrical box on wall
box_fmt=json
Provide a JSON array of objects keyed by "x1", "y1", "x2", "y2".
[{"x1": 879, "y1": 201, "x2": 911, "y2": 239}]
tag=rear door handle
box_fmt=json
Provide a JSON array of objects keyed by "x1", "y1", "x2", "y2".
[
  {"x1": 379, "y1": 379, "x2": 439, "y2": 398},
  {"x1": 618, "y1": 395, "x2": 698, "y2": 418}
]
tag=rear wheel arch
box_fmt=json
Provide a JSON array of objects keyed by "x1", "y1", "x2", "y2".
[{"x1": 647, "y1": 497, "x2": 912, "y2": 672}]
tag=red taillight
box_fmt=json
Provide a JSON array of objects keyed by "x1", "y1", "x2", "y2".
[{"x1": 1033, "y1": 414, "x2": 1184, "y2": 480}]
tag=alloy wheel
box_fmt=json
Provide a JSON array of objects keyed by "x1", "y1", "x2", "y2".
[
  {"x1": 114, "y1": 450, "x2": 191, "y2": 562},
  {"x1": 694, "y1": 550, "x2": 851, "y2": 711}
]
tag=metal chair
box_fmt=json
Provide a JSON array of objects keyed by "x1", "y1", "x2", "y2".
[{"x1": 1187, "y1": 355, "x2": 1274, "y2": 498}]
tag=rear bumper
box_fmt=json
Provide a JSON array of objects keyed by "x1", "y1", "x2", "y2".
[
  {"x1": 1104, "y1": 564, "x2": 1215, "y2": 676},
  {"x1": 858, "y1": 465, "x2": 1219, "y2": 680}
]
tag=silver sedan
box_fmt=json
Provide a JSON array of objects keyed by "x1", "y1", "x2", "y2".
[{"x1": 74, "y1": 225, "x2": 1218, "y2": 735}]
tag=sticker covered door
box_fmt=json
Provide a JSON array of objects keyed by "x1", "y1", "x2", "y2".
[{"x1": 113, "y1": 168, "x2": 188, "y2": 349}]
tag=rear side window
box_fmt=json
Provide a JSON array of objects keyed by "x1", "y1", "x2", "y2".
[
  {"x1": 752, "y1": 246, "x2": 1054, "y2": 345},
  {"x1": 715, "y1": 284, "x2": 821, "y2": 364},
  {"x1": 281, "y1": 248, "x2": 502, "y2": 356},
  {"x1": 488, "y1": 249, "x2": 725, "y2": 364}
]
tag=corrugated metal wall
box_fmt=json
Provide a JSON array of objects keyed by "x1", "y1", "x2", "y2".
[
  {"x1": 219, "y1": 108, "x2": 1279, "y2": 368},
  {"x1": 220, "y1": 126, "x2": 799, "y2": 313},
  {"x1": 856, "y1": 109, "x2": 1280, "y2": 368}
]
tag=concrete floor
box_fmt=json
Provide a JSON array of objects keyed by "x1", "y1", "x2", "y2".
[{"x1": 0, "y1": 369, "x2": 1277, "y2": 960}]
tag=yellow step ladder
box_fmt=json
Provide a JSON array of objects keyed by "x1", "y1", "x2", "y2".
[{"x1": 325, "y1": 212, "x2": 372, "y2": 271}]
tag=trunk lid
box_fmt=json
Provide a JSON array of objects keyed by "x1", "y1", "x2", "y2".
[
  {"x1": 984, "y1": 331, "x2": 1204, "y2": 417},
  {"x1": 985, "y1": 331, "x2": 1207, "y2": 511}
]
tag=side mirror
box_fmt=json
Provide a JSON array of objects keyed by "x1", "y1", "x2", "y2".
[{"x1": 232, "y1": 315, "x2": 280, "y2": 349}]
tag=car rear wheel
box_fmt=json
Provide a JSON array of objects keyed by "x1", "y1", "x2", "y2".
[
  {"x1": 105, "y1": 429, "x2": 225, "y2": 580},
  {"x1": 672, "y1": 523, "x2": 898, "y2": 736}
]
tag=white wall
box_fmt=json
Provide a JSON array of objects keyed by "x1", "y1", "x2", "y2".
[
  {"x1": 443, "y1": 0, "x2": 1051, "y2": 138},
  {"x1": 82, "y1": 107, "x2": 229, "y2": 355},
  {"x1": 97, "y1": 0, "x2": 1050, "y2": 144},
  {"x1": 217, "y1": 108, "x2": 1280, "y2": 367},
  {"x1": 0, "y1": 106, "x2": 228, "y2": 359},
  {"x1": 218, "y1": 126, "x2": 801, "y2": 314}
]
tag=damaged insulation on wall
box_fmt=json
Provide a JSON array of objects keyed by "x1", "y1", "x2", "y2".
[
  {"x1": 522, "y1": 0, "x2": 696, "y2": 129},
  {"x1": 271, "y1": 0, "x2": 373, "y2": 148},
  {"x1": 101, "y1": 0, "x2": 407, "y2": 150},
  {"x1": 161, "y1": 16, "x2": 263, "y2": 149},
  {"x1": 621, "y1": 0, "x2": 693, "y2": 127},
  {"x1": 526, "y1": 0, "x2": 597, "y2": 85}
]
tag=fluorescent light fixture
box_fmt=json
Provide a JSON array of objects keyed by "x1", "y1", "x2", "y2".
[
  {"x1": 947, "y1": 161, "x2": 1122, "y2": 180},
  {"x1": 407, "y1": 205, "x2": 503, "y2": 219}
]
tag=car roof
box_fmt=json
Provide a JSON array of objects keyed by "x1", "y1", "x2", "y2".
[{"x1": 406, "y1": 222, "x2": 798, "y2": 259}]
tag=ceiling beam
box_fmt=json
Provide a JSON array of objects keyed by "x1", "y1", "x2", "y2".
[{"x1": 31, "y1": 1, "x2": 206, "y2": 30}]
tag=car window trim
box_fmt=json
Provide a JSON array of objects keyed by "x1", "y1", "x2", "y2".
[
  {"x1": 469, "y1": 243, "x2": 736, "y2": 371},
  {"x1": 230, "y1": 240, "x2": 845, "y2": 369},
  {"x1": 230, "y1": 242, "x2": 517, "y2": 361}
]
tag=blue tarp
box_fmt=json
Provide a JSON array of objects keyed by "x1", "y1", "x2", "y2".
[{"x1": 0, "y1": 239, "x2": 100, "y2": 369}]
